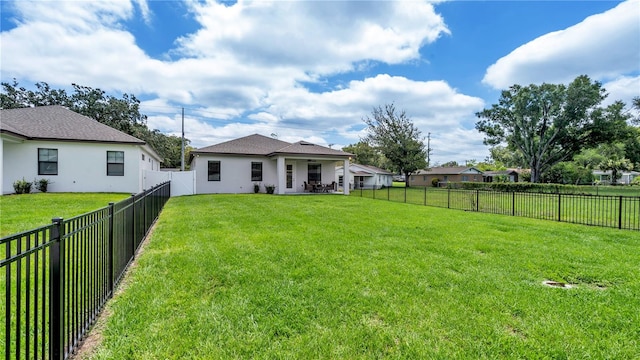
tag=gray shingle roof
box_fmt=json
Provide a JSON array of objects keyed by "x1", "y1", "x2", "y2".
[
  {"x1": 0, "y1": 105, "x2": 144, "y2": 144},
  {"x1": 193, "y1": 134, "x2": 352, "y2": 158}
]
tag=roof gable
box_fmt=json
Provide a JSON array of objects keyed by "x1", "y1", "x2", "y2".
[
  {"x1": 193, "y1": 134, "x2": 352, "y2": 158},
  {"x1": 0, "y1": 105, "x2": 144, "y2": 144},
  {"x1": 193, "y1": 134, "x2": 292, "y2": 155}
]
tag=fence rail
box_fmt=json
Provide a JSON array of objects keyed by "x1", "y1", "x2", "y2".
[
  {"x1": 2, "y1": 181, "x2": 171, "y2": 360},
  {"x1": 354, "y1": 187, "x2": 640, "y2": 231}
]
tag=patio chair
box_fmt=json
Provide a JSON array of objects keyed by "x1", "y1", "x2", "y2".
[{"x1": 304, "y1": 181, "x2": 314, "y2": 192}]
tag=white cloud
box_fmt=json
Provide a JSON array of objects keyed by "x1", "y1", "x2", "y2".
[
  {"x1": 483, "y1": 0, "x2": 640, "y2": 89},
  {"x1": 176, "y1": 0, "x2": 449, "y2": 75},
  {"x1": 602, "y1": 75, "x2": 640, "y2": 107}
]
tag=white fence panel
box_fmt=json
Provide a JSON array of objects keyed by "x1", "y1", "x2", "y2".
[
  {"x1": 143, "y1": 170, "x2": 196, "y2": 197},
  {"x1": 170, "y1": 171, "x2": 196, "y2": 197}
]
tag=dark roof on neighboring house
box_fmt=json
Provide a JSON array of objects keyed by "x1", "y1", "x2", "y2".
[
  {"x1": 0, "y1": 105, "x2": 144, "y2": 144},
  {"x1": 414, "y1": 166, "x2": 483, "y2": 175},
  {"x1": 192, "y1": 134, "x2": 352, "y2": 158}
]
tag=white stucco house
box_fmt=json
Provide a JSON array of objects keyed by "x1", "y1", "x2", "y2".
[
  {"x1": 0, "y1": 106, "x2": 162, "y2": 195},
  {"x1": 190, "y1": 134, "x2": 352, "y2": 195},
  {"x1": 336, "y1": 163, "x2": 393, "y2": 190}
]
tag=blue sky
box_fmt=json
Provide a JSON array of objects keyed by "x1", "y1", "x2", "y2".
[{"x1": 1, "y1": 0, "x2": 638, "y2": 165}]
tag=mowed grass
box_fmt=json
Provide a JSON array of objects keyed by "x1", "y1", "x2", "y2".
[
  {"x1": 87, "y1": 195, "x2": 639, "y2": 359},
  {"x1": 0, "y1": 193, "x2": 129, "y2": 237}
]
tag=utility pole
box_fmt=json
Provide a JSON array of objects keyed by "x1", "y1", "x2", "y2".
[
  {"x1": 427, "y1": 132, "x2": 431, "y2": 168},
  {"x1": 180, "y1": 107, "x2": 185, "y2": 171}
]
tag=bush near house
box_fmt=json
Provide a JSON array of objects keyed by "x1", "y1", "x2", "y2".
[{"x1": 12, "y1": 178, "x2": 32, "y2": 194}]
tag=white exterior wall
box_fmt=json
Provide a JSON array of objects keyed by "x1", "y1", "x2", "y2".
[
  {"x1": 192, "y1": 155, "x2": 341, "y2": 194},
  {"x1": 193, "y1": 154, "x2": 279, "y2": 194},
  {"x1": 337, "y1": 165, "x2": 392, "y2": 190},
  {"x1": 2, "y1": 140, "x2": 143, "y2": 194}
]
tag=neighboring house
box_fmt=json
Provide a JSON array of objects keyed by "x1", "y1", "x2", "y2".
[
  {"x1": 190, "y1": 134, "x2": 352, "y2": 194},
  {"x1": 483, "y1": 169, "x2": 520, "y2": 183},
  {"x1": 410, "y1": 166, "x2": 484, "y2": 187},
  {"x1": 593, "y1": 170, "x2": 639, "y2": 185},
  {"x1": 1, "y1": 106, "x2": 162, "y2": 195},
  {"x1": 336, "y1": 163, "x2": 393, "y2": 190}
]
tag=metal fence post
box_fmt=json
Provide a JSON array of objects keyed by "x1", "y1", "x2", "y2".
[
  {"x1": 512, "y1": 191, "x2": 516, "y2": 216},
  {"x1": 618, "y1": 196, "x2": 623, "y2": 229},
  {"x1": 387, "y1": 185, "x2": 390, "y2": 201},
  {"x1": 107, "y1": 203, "x2": 114, "y2": 296},
  {"x1": 558, "y1": 193, "x2": 562, "y2": 222},
  {"x1": 130, "y1": 194, "x2": 136, "y2": 258},
  {"x1": 476, "y1": 189, "x2": 480, "y2": 212},
  {"x1": 424, "y1": 186, "x2": 427, "y2": 206},
  {"x1": 447, "y1": 187, "x2": 451, "y2": 209},
  {"x1": 49, "y1": 217, "x2": 64, "y2": 360}
]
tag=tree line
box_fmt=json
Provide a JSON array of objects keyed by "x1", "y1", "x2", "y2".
[
  {"x1": 348, "y1": 75, "x2": 639, "y2": 185},
  {"x1": 0, "y1": 80, "x2": 190, "y2": 168}
]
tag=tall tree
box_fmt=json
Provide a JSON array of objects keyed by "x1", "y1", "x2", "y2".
[
  {"x1": 475, "y1": 75, "x2": 629, "y2": 183},
  {"x1": 342, "y1": 141, "x2": 388, "y2": 169},
  {"x1": 363, "y1": 103, "x2": 427, "y2": 187}
]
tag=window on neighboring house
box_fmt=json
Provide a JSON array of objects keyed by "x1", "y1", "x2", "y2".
[
  {"x1": 308, "y1": 163, "x2": 321, "y2": 183},
  {"x1": 107, "y1": 151, "x2": 125, "y2": 176},
  {"x1": 251, "y1": 162, "x2": 263, "y2": 181},
  {"x1": 462, "y1": 175, "x2": 469, "y2": 181},
  {"x1": 208, "y1": 161, "x2": 221, "y2": 181},
  {"x1": 142, "y1": 154, "x2": 145, "y2": 161},
  {"x1": 38, "y1": 148, "x2": 58, "y2": 175},
  {"x1": 338, "y1": 175, "x2": 343, "y2": 187}
]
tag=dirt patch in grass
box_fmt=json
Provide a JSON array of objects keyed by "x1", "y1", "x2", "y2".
[{"x1": 542, "y1": 280, "x2": 574, "y2": 289}]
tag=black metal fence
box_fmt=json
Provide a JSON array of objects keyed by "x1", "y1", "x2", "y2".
[
  {"x1": 353, "y1": 187, "x2": 640, "y2": 231},
  {"x1": 2, "y1": 181, "x2": 170, "y2": 360}
]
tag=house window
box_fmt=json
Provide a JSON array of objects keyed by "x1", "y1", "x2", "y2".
[
  {"x1": 462, "y1": 175, "x2": 469, "y2": 181},
  {"x1": 308, "y1": 163, "x2": 321, "y2": 184},
  {"x1": 38, "y1": 148, "x2": 58, "y2": 175},
  {"x1": 208, "y1": 161, "x2": 221, "y2": 181},
  {"x1": 338, "y1": 175, "x2": 343, "y2": 187},
  {"x1": 107, "y1": 151, "x2": 125, "y2": 176},
  {"x1": 251, "y1": 162, "x2": 263, "y2": 181},
  {"x1": 142, "y1": 154, "x2": 145, "y2": 161}
]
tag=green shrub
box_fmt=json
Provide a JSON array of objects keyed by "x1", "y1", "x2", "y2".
[
  {"x1": 431, "y1": 178, "x2": 440, "y2": 187},
  {"x1": 13, "y1": 178, "x2": 33, "y2": 194},
  {"x1": 36, "y1": 178, "x2": 51, "y2": 193},
  {"x1": 631, "y1": 177, "x2": 640, "y2": 186}
]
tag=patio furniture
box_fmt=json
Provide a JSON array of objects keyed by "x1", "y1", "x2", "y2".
[{"x1": 304, "y1": 181, "x2": 314, "y2": 192}]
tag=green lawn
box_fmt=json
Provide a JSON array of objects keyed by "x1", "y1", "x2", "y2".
[
  {"x1": 0, "y1": 193, "x2": 129, "y2": 237},
  {"x1": 85, "y1": 194, "x2": 639, "y2": 359}
]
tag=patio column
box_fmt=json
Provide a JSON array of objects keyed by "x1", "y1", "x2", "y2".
[
  {"x1": 343, "y1": 158, "x2": 350, "y2": 195},
  {"x1": 276, "y1": 156, "x2": 285, "y2": 194}
]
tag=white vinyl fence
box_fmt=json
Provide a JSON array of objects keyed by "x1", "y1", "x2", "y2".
[{"x1": 144, "y1": 170, "x2": 196, "y2": 196}]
